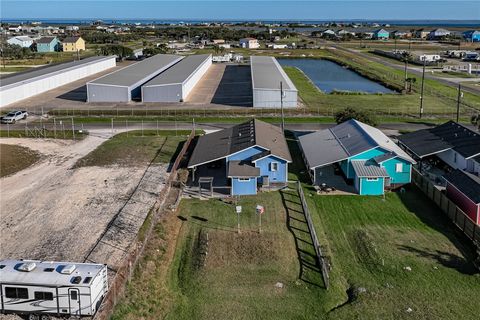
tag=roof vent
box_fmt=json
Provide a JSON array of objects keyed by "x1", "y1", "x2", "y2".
[
  {"x1": 18, "y1": 262, "x2": 37, "y2": 272},
  {"x1": 60, "y1": 264, "x2": 76, "y2": 275}
]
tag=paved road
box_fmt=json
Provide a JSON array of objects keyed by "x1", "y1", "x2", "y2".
[
  {"x1": 0, "y1": 120, "x2": 446, "y2": 135},
  {"x1": 332, "y1": 44, "x2": 480, "y2": 96}
]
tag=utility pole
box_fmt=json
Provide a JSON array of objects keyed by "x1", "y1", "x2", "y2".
[
  {"x1": 456, "y1": 84, "x2": 462, "y2": 123},
  {"x1": 280, "y1": 81, "x2": 285, "y2": 132},
  {"x1": 419, "y1": 58, "x2": 426, "y2": 118}
]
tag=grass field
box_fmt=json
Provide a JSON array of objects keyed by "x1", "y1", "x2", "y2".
[
  {"x1": 75, "y1": 130, "x2": 189, "y2": 167},
  {"x1": 110, "y1": 130, "x2": 480, "y2": 319},
  {"x1": 305, "y1": 190, "x2": 480, "y2": 319},
  {"x1": 0, "y1": 144, "x2": 40, "y2": 177}
]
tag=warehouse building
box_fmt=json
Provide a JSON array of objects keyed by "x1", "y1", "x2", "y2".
[
  {"x1": 87, "y1": 54, "x2": 183, "y2": 103},
  {"x1": 142, "y1": 54, "x2": 212, "y2": 102},
  {"x1": 0, "y1": 56, "x2": 116, "y2": 108},
  {"x1": 250, "y1": 56, "x2": 298, "y2": 108}
]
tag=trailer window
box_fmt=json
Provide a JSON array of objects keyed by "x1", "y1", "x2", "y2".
[
  {"x1": 34, "y1": 291, "x2": 54, "y2": 300},
  {"x1": 70, "y1": 290, "x2": 78, "y2": 301},
  {"x1": 83, "y1": 277, "x2": 92, "y2": 284},
  {"x1": 0, "y1": 265, "x2": 5, "y2": 269},
  {"x1": 43, "y1": 267, "x2": 55, "y2": 272},
  {"x1": 5, "y1": 287, "x2": 29, "y2": 299}
]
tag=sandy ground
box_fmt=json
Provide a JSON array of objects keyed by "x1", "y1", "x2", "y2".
[{"x1": 0, "y1": 130, "x2": 168, "y2": 267}]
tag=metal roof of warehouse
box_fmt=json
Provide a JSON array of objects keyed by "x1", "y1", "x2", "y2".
[
  {"x1": 443, "y1": 169, "x2": 480, "y2": 204},
  {"x1": 1, "y1": 56, "x2": 113, "y2": 88},
  {"x1": 250, "y1": 56, "x2": 297, "y2": 91},
  {"x1": 88, "y1": 54, "x2": 183, "y2": 88},
  {"x1": 397, "y1": 121, "x2": 480, "y2": 159},
  {"x1": 188, "y1": 119, "x2": 292, "y2": 168},
  {"x1": 299, "y1": 119, "x2": 414, "y2": 169},
  {"x1": 143, "y1": 54, "x2": 211, "y2": 87}
]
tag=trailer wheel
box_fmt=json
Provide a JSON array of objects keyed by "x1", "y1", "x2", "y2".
[
  {"x1": 27, "y1": 314, "x2": 39, "y2": 320},
  {"x1": 40, "y1": 315, "x2": 50, "y2": 320}
]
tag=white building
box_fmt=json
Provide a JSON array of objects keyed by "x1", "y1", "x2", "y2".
[
  {"x1": 1, "y1": 56, "x2": 116, "y2": 108},
  {"x1": 239, "y1": 38, "x2": 260, "y2": 49},
  {"x1": 7, "y1": 25, "x2": 22, "y2": 33},
  {"x1": 250, "y1": 56, "x2": 298, "y2": 108},
  {"x1": 7, "y1": 36, "x2": 34, "y2": 48},
  {"x1": 66, "y1": 25, "x2": 80, "y2": 31}
]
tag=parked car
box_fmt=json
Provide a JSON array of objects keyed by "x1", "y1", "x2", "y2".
[{"x1": 0, "y1": 110, "x2": 28, "y2": 124}]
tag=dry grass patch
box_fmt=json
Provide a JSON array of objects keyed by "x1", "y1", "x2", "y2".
[{"x1": 0, "y1": 143, "x2": 40, "y2": 177}]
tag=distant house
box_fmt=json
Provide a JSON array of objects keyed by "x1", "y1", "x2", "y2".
[
  {"x1": 338, "y1": 29, "x2": 355, "y2": 37},
  {"x1": 428, "y1": 28, "x2": 451, "y2": 40},
  {"x1": 398, "y1": 121, "x2": 480, "y2": 174},
  {"x1": 463, "y1": 30, "x2": 480, "y2": 42},
  {"x1": 62, "y1": 36, "x2": 85, "y2": 52},
  {"x1": 391, "y1": 30, "x2": 412, "y2": 39},
  {"x1": 414, "y1": 29, "x2": 429, "y2": 39},
  {"x1": 187, "y1": 119, "x2": 292, "y2": 196},
  {"x1": 373, "y1": 29, "x2": 389, "y2": 40},
  {"x1": 7, "y1": 36, "x2": 34, "y2": 48},
  {"x1": 299, "y1": 119, "x2": 416, "y2": 195},
  {"x1": 36, "y1": 36, "x2": 60, "y2": 52},
  {"x1": 66, "y1": 25, "x2": 80, "y2": 31},
  {"x1": 8, "y1": 25, "x2": 22, "y2": 33},
  {"x1": 239, "y1": 38, "x2": 260, "y2": 49},
  {"x1": 266, "y1": 43, "x2": 288, "y2": 49},
  {"x1": 443, "y1": 169, "x2": 480, "y2": 225},
  {"x1": 212, "y1": 39, "x2": 225, "y2": 44}
]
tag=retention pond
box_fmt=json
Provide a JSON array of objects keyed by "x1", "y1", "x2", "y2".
[{"x1": 278, "y1": 58, "x2": 395, "y2": 94}]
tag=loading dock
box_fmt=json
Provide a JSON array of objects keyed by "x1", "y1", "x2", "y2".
[{"x1": 86, "y1": 54, "x2": 183, "y2": 103}]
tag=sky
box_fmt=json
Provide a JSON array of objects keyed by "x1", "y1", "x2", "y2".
[{"x1": 1, "y1": 0, "x2": 479, "y2": 20}]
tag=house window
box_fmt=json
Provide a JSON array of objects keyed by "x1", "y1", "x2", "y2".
[
  {"x1": 395, "y1": 163, "x2": 403, "y2": 173},
  {"x1": 270, "y1": 162, "x2": 279, "y2": 172},
  {"x1": 238, "y1": 178, "x2": 251, "y2": 182},
  {"x1": 366, "y1": 178, "x2": 379, "y2": 181},
  {"x1": 34, "y1": 291, "x2": 54, "y2": 300},
  {"x1": 5, "y1": 287, "x2": 29, "y2": 299}
]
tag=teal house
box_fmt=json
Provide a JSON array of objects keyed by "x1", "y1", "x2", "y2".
[
  {"x1": 187, "y1": 119, "x2": 292, "y2": 196},
  {"x1": 36, "y1": 37, "x2": 60, "y2": 52},
  {"x1": 373, "y1": 29, "x2": 389, "y2": 40},
  {"x1": 299, "y1": 119, "x2": 416, "y2": 195},
  {"x1": 463, "y1": 30, "x2": 480, "y2": 42}
]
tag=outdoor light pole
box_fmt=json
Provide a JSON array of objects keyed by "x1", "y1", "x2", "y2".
[
  {"x1": 280, "y1": 81, "x2": 285, "y2": 132},
  {"x1": 456, "y1": 84, "x2": 462, "y2": 123},
  {"x1": 419, "y1": 58, "x2": 426, "y2": 118}
]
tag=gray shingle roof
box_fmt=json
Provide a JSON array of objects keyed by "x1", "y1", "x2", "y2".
[
  {"x1": 443, "y1": 169, "x2": 480, "y2": 204},
  {"x1": 398, "y1": 121, "x2": 480, "y2": 159},
  {"x1": 63, "y1": 36, "x2": 81, "y2": 43},
  {"x1": 373, "y1": 152, "x2": 396, "y2": 164},
  {"x1": 88, "y1": 54, "x2": 183, "y2": 88},
  {"x1": 299, "y1": 119, "x2": 414, "y2": 169},
  {"x1": 227, "y1": 161, "x2": 260, "y2": 177},
  {"x1": 36, "y1": 37, "x2": 56, "y2": 44},
  {"x1": 143, "y1": 54, "x2": 211, "y2": 87},
  {"x1": 351, "y1": 161, "x2": 389, "y2": 178},
  {"x1": 188, "y1": 119, "x2": 291, "y2": 168},
  {"x1": 251, "y1": 56, "x2": 297, "y2": 91}
]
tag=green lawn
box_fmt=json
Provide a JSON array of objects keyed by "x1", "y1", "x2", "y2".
[
  {"x1": 305, "y1": 190, "x2": 480, "y2": 319},
  {"x1": 75, "y1": 130, "x2": 189, "y2": 167},
  {"x1": 0, "y1": 144, "x2": 40, "y2": 177}
]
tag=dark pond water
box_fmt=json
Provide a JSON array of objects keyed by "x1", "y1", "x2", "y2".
[{"x1": 278, "y1": 58, "x2": 394, "y2": 94}]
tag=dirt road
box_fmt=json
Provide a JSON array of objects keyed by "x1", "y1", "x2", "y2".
[{"x1": 0, "y1": 131, "x2": 165, "y2": 264}]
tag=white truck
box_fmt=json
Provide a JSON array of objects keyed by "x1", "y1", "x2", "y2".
[
  {"x1": 0, "y1": 259, "x2": 108, "y2": 319},
  {"x1": 0, "y1": 110, "x2": 28, "y2": 124}
]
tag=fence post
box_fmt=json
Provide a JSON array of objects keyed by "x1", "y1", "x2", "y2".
[{"x1": 71, "y1": 118, "x2": 75, "y2": 141}]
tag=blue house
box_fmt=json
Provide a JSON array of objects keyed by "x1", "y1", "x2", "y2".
[
  {"x1": 299, "y1": 119, "x2": 416, "y2": 196},
  {"x1": 188, "y1": 119, "x2": 292, "y2": 196},
  {"x1": 36, "y1": 37, "x2": 60, "y2": 52},
  {"x1": 373, "y1": 29, "x2": 389, "y2": 40},
  {"x1": 463, "y1": 30, "x2": 480, "y2": 42}
]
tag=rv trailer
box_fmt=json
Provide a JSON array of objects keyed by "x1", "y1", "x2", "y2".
[{"x1": 0, "y1": 260, "x2": 108, "y2": 319}]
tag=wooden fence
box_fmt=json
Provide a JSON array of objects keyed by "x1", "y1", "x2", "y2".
[
  {"x1": 296, "y1": 181, "x2": 330, "y2": 289},
  {"x1": 412, "y1": 168, "x2": 480, "y2": 246},
  {"x1": 93, "y1": 128, "x2": 196, "y2": 320}
]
